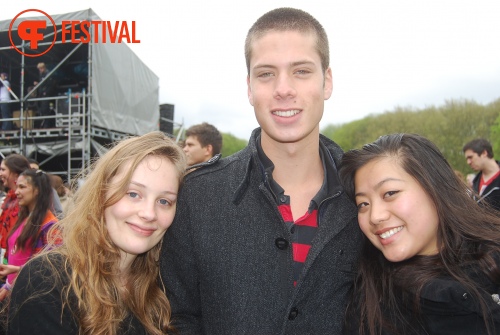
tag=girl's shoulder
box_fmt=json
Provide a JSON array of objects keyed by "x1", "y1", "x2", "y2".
[
  {"x1": 21, "y1": 252, "x2": 69, "y2": 282},
  {"x1": 419, "y1": 262, "x2": 500, "y2": 316},
  {"x1": 420, "y1": 276, "x2": 473, "y2": 309},
  {"x1": 11, "y1": 253, "x2": 70, "y2": 309},
  {"x1": 27, "y1": 251, "x2": 65, "y2": 265},
  {"x1": 419, "y1": 273, "x2": 500, "y2": 334}
]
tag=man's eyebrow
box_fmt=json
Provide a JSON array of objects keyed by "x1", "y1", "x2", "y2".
[
  {"x1": 290, "y1": 60, "x2": 315, "y2": 67},
  {"x1": 252, "y1": 60, "x2": 315, "y2": 71},
  {"x1": 251, "y1": 64, "x2": 276, "y2": 71}
]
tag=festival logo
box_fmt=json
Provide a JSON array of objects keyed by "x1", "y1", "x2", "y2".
[{"x1": 9, "y1": 9, "x2": 140, "y2": 57}]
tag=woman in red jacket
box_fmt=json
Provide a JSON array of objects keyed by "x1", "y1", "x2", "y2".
[{"x1": 0, "y1": 154, "x2": 30, "y2": 263}]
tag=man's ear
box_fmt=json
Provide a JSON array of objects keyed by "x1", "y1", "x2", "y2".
[
  {"x1": 323, "y1": 67, "x2": 333, "y2": 100},
  {"x1": 205, "y1": 144, "x2": 214, "y2": 157},
  {"x1": 247, "y1": 76, "x2": 254, "y2": 106}
]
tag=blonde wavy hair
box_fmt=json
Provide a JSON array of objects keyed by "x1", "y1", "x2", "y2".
[{"x1": 47, "y1": 131, "x2": 186, "y2": 334}]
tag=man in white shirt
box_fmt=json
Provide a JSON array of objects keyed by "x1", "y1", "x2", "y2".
[{"x1": 0, "y1": 72, "x2": 13, "y2": 131}]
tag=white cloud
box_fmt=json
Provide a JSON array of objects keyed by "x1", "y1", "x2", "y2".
[{"x1": 3, "y1": 0, "x2": 499, "y2": 139}]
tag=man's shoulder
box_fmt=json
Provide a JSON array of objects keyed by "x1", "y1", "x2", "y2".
[
  {"x1": 185, "y1": 147, "x2": 251, "y2": 183},
  {"x1": 319, "y1": 134, "x2": 345, "y2": 162}
]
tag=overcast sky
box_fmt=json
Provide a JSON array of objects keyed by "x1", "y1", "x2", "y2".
[{"x1": 3, "y1": 0, "x2": 500, "y2": 139}]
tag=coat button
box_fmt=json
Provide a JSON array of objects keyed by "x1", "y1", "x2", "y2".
[
  {"x1": 275, "y1": 238, "x2": 289, "y2": 250},
  {"x1": 288, "y1": 307, "x2": 299, "y2": 320}
]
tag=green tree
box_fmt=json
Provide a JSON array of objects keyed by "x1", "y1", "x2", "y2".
[
  {"x1": 221, "y1": 133, "x2": 247, "y2": 157},
  {"x1": 321, "y1": 98, "x2": 500, "y2": 177},
  {"x1": 489, "y1": 99, "x2": 500, "y2": 159}
]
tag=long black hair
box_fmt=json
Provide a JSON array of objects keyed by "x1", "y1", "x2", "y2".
[
  {"x1": 8, "y1": 169, "x2": 53, "y2": 252},
  {"x1": 339, "y1": 133, "x2": 500, "y2": 335}
]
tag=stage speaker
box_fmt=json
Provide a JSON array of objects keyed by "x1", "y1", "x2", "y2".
[{"x1": 159, "y1": 104, "x2": 174, "y2": 135}]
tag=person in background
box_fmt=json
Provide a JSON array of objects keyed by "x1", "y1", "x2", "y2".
[
  {"x1": 8, "y1": 131, "x2": 186, "y2": 334},
  {"x1": 161, "y1": 7, "x2": 362, "y2": 334},
  {"x1": 27, "y1": 158, "x2": 63, "y2": 218},
  {"x1": 59, "y1": 182, "x2": 76, "y2": 217},
  {"x1": 340, "y1": 133, "x2": 500, "y2": 335},
  {"x1": 49, "y1": 175, "x2": 68, "y2": 215},
  {"x1": 0, "y1": 155, "x2": 31, "y2": 264},
  {"x1": 33, "y1": 63, "x2": 56, "y2": 128},
  {"x1": 0, "y1": 169, "x2": 58, "y2": 301},
  {"x1": 27, "y1": 159, "x2": 38, "y2": 170},
  {"x1": 0, "y1": 73, "x2": 13, "y2": 131},
  {"x1": 463, "y1": 138, "x2": 500, "y2": 212},
  {"x1": 182, "y1": 122, "x2": 222, "y2": 169}
]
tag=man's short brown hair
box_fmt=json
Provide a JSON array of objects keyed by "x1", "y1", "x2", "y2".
[
  {"x1": 185, "y1": 122, "x2": 223, "y2": 155},
  {"x1": 463, "y1": 138, "x2": 494, "y2": 158},
  {"x1": 244, "y1": 7, "x2": 330, "y2": 75}
]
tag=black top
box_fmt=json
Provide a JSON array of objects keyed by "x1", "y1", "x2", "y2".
[
  {"x1": 345, "y1": 258, "x2": 500, "y2": 335},
  {"x1": 8, "y1": 253, "x2": 147, "y2": 335}
]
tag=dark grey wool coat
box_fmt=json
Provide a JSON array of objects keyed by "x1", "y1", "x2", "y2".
[{"x1": 160, "y1": 128, "x2": 362, "y2": 335}]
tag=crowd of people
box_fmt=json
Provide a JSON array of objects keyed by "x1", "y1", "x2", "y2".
[{"x1": 0, "y1": 6, "x2": 497, "y2": 335}]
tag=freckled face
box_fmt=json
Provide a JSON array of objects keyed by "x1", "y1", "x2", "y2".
[
  {"x1": 104, "y1": 155, "x2": 180, "y2": 269},
  {"x1": 354, "y1": 158, "x2": 440, "y2": 262}
]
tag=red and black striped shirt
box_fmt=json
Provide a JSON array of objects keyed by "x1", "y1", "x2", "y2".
[{"x1": 257, "y1": 139, "x2": 335, "y2": 286}]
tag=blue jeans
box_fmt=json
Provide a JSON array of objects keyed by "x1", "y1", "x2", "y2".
[{"x1": 0, "y1": 102, "x2": 12, "y2": 130}]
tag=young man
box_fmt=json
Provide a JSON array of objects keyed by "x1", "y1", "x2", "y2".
[
  {"x1": 463, "y1": 138, "x2": 500, "y2": 211},
  {"x1": 183, "y1": 122, "x2": 223, "y2": 167},
  {"x1": 161, "y1": 8, "x2": 362, "y2": 334},
  {"x1": 34, "y1": 63, "x2": 56, "y2": 128}
]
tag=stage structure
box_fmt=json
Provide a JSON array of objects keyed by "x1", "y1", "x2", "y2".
[{"x1": 0, "y1": 9, "x2": 172, "y2": 182}]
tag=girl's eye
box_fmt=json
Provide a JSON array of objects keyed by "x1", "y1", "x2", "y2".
[
  {"x1": 128, "y1": 192, "x2": 139, "y2": 199},
  {"x1": 356, "y1": 202, "x2": 369, "y2": 211},
  {"x1": 158, "y1": 198, "x2": 171, "y2": 206},
  {"x1": 384, "y1": 190, "x2": 399, "y2": 198}
]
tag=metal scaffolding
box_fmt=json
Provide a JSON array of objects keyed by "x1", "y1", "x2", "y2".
[{"x1": 0, "y1": 9, "x2": 164, "y2": 182}]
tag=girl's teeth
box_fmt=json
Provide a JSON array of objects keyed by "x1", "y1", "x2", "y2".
[{"x1": 380, "y1": 226, "x2": 403, "y2": 239}]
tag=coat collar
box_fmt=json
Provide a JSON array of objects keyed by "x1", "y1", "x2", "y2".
[{"x1": 232, "y1": 128, "x2": 344, "y2": 205}]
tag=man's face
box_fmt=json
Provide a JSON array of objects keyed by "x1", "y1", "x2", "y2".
[
  {"x1": 183, "y1": 135, "x2": 211, "y2": 166},
  {"x1": 464, "y1": 149, "x2": 486, "y2": 171},
  {"x1": 247, "y1": 30, "x2": 332, "y2": 147}
]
